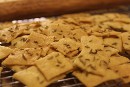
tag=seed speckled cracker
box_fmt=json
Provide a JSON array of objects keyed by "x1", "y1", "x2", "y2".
[
  {"x1": 81, "y1": 36, "x2": 104, "y2": 51},
  {"x1": 36, "y1": 52, "x2": 73, "y2": 80},
  {"x1": 13, "y1": 66, "x2": 65, "y2": 87},
  {"x1": 11, "y1": 35, "x2": 29, "y2": 48},
  {"x1": 51, "y1": 38, "x2": 81, "y2": 57}
]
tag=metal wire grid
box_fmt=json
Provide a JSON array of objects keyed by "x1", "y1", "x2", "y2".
[{"x1": 1, "y1": 5, "x2": 130, "y2": 87}]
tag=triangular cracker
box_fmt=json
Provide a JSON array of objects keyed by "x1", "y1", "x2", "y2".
[{"x1": 0, "y1": 46, "x2": 12, "y2": 59}]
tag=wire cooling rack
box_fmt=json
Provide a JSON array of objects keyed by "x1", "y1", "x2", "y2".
[{"x1": 1, "y1": 5, "x2": 130, "y2": 87}]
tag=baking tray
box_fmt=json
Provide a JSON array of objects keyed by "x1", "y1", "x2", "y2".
[{"x1": 1, "y1": 5, "x2": 130, "y2": 87}]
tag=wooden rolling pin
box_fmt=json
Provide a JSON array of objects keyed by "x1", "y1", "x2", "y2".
[{"x1": 0, "y1": 0, "x2": 130, "y2": 21}]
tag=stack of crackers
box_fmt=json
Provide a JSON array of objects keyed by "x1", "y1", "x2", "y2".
[{"x1": 0, "y1": 13, "x2": 130, "y2": 87}]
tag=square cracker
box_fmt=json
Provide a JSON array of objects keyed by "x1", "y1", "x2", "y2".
[
  {"x1": 51, "y1": 38, "x2": 81, "y2": 56},
  {"x1": 74, "y1": 46, "x2": 121, "y2": 74},
  {"x1": 73, "y1": 69, "x2": 119, "y2": 87},
  {"x1": 81, "y1": 36, "x2": 104, "y2": 53},
  {"x1": 74, "y1": 50, "x2": 110, "y2": 74},
  {"x1": 35, "y1": 52, "x2": 73, "y2": 80},
  {"x1": 74, "y1": 50, "x2": 95, "y2": 73},
  {"x1": 48, "y1": 21, "x2": 72, "y2": 41},
  {"x1": 13, "y1": 66, "x2": 65, "y2": 87},
  {"x1": 2, "y1": 48, "x2": 42, "y2": 65}
]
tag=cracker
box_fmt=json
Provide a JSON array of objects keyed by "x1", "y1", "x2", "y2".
[
  {"x1": 73, "y1": 69, "x2": 119, "y2": 87},
  {"x1": 21, "y1": 32, "x2": 54, "y2": 48},
  {"x1": 0, "y1": 25, "x2": 24, "y2": 43},
  {"x1": 51, "y1": 38, "x2": 81, "y2": 56},
  {"x1": 111, "y1": 63, "x2": 130, "y2": 83},
  {"x1": 40, "y1": 47, "x2": 50, "y2": 57},
  {"x1": 74, "y1": 36, "x2": 106, "y2": 73},
  {"x1": 98, "y1": 46, "x2": 119, "y2": 57},
  {"x1": 13, "y1": 66, "x2": 65, "y2": 87},
  {"x1": 121, "y1": 32, "x2": 130, "y2": 54},
  {"x1": 17, "y1": 22, "x2": 50, "y2": 35},
  {"x1": 81, "y1": 36, "x2": 104, "y2": 52},
  {"x1": 86, "y1": 23, "x2": 122, "y2": 37},
  {"x1": 21, "y1": 22, "x2": 41, "y2": 34},
  {"x1": 104, "y1": 37, "x2": 122, "y2": 52},
  {"x1": 87, "y1": 25, "x2": 108, "y2": 34},
  {"x1": 11, "y1": 35, "x2": 29, "y2": 48},
  {"x1": 74, "y1": 50, "x2": 110, "y2": 73},
  {"x1": 109, "y1": 55, "x2": 130, "y2": 67},
  {"x1": 35, "y1": 52, "x2": 73, "y2": 80},
  {"x1": 103, "y1": 21, "x2": 130, "y2": 32},
  {"x1": 74, "y1": 40, "x2": 121, "y2": 74},
  {"x1": 74, "y1": 51, "x2": 95, "y2": 73},
  {"x1": 2, "y1": 48, "x2": 42, "y2": 65},
  {"x1": 67, "y1": 29, "x2": 87, "y2": 42},
  {"x1": 26, "y1": 21, "x2": 51, "y2": 36},
  {"x1": 60, "y1": 17, "x2": 79, "y2": 26},
  {"x1": 48, "y1": 20, "x2": 76, "y2": 41},
  {"x1": 0, "y1": 46, "x2": 12, "y2": 59}
]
